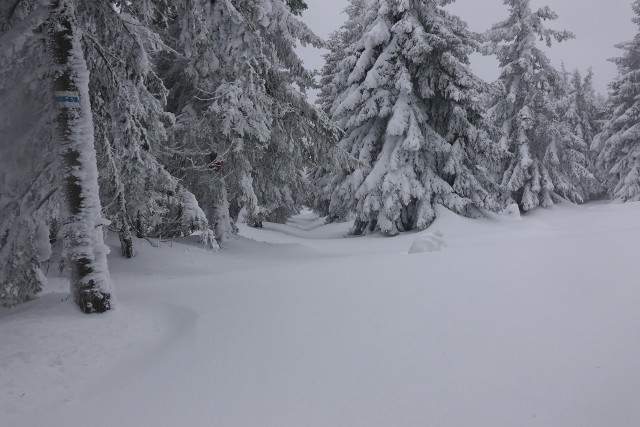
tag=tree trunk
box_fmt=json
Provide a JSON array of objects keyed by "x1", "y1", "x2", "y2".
[
  {"x1": 117, "y1": 193, "x2": 134, "y2": 258},
  {"x1": 49, "y1": 0, "x2": 112, "y2": 313},
  {"x1": 135, "y1": 210, "x2": 145, "y2": 238}
]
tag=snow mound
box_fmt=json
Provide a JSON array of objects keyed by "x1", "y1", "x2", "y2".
[
  {"x1": 501, "y1": 203, "x2": 522, "y2": 219},
  {"x1": 408, "y1": 230, "x2": 447, "y2": 254}
]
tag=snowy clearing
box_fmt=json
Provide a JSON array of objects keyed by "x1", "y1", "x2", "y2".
[{"x1": 2, "y1": 202, "x2": 640, "y2": 427}]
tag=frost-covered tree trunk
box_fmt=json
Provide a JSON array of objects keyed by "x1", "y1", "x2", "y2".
[
  {"x1": 117, "y1": 192, "x2": 133, "y2": 258},
  {"x1": 49, "y1": 0, "x2": 112, "y2": 313}
]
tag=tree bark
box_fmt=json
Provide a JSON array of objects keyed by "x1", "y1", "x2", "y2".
[
  {"x1": 49, "y1": 0, "x2": 112, "y2": 313},
  {"x1": 117, "y1": 193, "x2": 134, "y2": 258}
]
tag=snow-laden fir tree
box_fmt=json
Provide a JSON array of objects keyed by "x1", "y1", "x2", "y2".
[
  {"x1": 562, "y1": 68, "x2": 604, "y2": 199},
  {"x1": 315, "y1": 0, "x2": 368, "y2": 118},
  {"x1": 592, "y1": 0, "x2": 640, "y2": 201},
  {"x1": 316, "y1": 0, "x2": 503, "y2": 236},
  {"x1": 309, "y1": 0, "x2": 367, "y2": 220},
  {"x1": 2, "y1": 0, "x2": 212, "y2": 309},
  {"x1": 159, "y1": 0, "x2": 334, "y2": 233},
  {"x1": 553, "y1": 64, "x2": 601, "y2": 201},
  {"x1": 81, "y1": 1, "x2": 217, "y2": 255},
  {"x1": 576, "y1": 69, "x2": 604, "y2": 158},
  {"x1": 286, "y1": 0, "x2": 308, "y2": 15},
  {"x1": 3, "y1": 0, "x2": 217, "y2": 275},
  {"x1": 486, "y1": 0, "x2": 594, "y2": 211},
  {"x1": 2, "y1": 0, "x2": 223, "y2": 308},
  {"x1": 0, "y1": 0, "x2": 56, "y2": 306}
]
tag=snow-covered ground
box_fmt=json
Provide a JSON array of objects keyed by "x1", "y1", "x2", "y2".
[{"x1": 2, "y1": 202, "x2": 640, "y2": 427}]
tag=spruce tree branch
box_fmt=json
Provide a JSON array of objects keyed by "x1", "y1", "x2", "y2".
[
  {"x1": 8, "y1": 0, "x2": 22, "y2": 19},
  {"x1": 34, "y1": 188, "x2": 57, "y2": 211},
  {"x1": 82, "y1": 34, "x2": 123, "y2": 88},
  {"x1": 8, "y1": 0, "x2": 29, "y2": 20},
  {"x1": 0, "y1": 160, "x2": 54, "y2": 219}
]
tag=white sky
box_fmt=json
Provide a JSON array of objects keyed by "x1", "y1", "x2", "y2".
[{"x1": 298, "y1": 0, "x2": 637, "y2": 98}]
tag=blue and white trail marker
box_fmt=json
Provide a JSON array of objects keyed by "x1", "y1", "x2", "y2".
[{"x1": 55, "y1": 91, "x2": 80, "y2": 108}]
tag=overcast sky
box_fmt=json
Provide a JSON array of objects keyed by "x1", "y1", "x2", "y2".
[{"x1": 298, "y1": 0, "x2": 637, "y2": 98}]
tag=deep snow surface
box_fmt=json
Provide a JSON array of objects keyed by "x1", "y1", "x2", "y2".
[{"x1": 2, "y1": 202, "x2": 640, "y2": 426}]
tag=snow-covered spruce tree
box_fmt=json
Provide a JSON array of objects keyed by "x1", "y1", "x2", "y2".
[
  {"x1": 309, "y1": 0, "x2": 367, "y2": 220},
  {"x1": 49, "y1": 0, "x2": 112, "y2": 312},
  {"x1": 0, "y1": 123, "x2": 54, "y2": 307},
  {"x1": 553, "y1": 64, "x2": 601, "y2": 202},
  {"x1": 315, "y1": 0, "x2": 368, "y2": 118},
  {"x1": 0, "y1": 0, "x2": 56, "y2": 306},
  {"x1": 592, "y1": 0, "x2": 640, "y2": 201},
  {"x1": 486, "y1": 0, "x2": 595, "y2": 211},
  {"x1": 159, "y1": 0, "x2": 333, "y2": 233},
  {"x1": 317, "y1": 0, "x2": 502, "y2": 236},
  {"x1": 564, "y1": 68, "x2": 604, "y2": 199},
  {"x1": 577, "y1": 69, "x2": 604, "y2": 156},
  {"x1": 79, "y1": 1, "x2": 217, "y2": 255},
  {"x1": 1, "y1": 0, "x2": 218, "y2": 308},
  {"x1": 286, "y1": 0, "x2": 308, "y2": 15}
]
